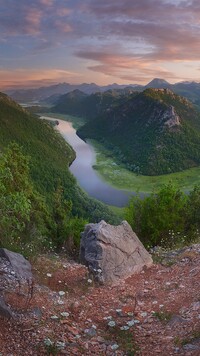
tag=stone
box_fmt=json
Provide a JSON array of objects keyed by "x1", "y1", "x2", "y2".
[
  {"x1": 0, "y1": 296, "x2": 13, "y2": 319},
  {"x1": 0, "y1": 248, "x2": 32, "y2": 280},
  {"x1": 80, "y1": 220, "x2": 153, "y2": 285},
  {"x1": 84, "y1": 327, "x2": 97, "y2": 337},
  {"x1": 0, "y1": 249, "x2": 33, "y2": 319}
]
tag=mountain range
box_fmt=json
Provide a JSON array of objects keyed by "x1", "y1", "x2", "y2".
[
  {"x1": 5, "y1": 78, "x2": 200, "y2": 108},
  {"x1": 6, "y1": 82, "x2": 136, "y2": 103}
]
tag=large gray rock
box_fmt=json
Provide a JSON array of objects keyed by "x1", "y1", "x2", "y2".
[
  {"x1": 0, "y1": 249, "x2": 33, "y2": 318},
  {"x1": 80, "y1": 220, "x2": 153, "y2": 285},
  {"x1": 0, "y1": 296, "x2": 13, "y2": 319},
  {"x1": 0, "y1": 248, "x2": 32, "y2": 280}
]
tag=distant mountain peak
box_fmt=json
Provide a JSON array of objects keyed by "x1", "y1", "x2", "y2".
[{"x1": 145, "y1": 78, "x2": 171, "y2": 88}]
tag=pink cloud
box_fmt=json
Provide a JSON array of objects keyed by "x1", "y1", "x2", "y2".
[
  {"x1": 0, "y1": 68, "x2": 80, "y2": 89},
  {"x1": 24, "y1": 8, "x2": 42, "y2": 35},
  {"x1": 57, "y1": 8, "x2": 71, "y2": 17},
  {"x1": 75, "y1": 48, "x2": 183, "y2": 83},
  {"x1": 40, "y1": 0, "x2": 54, "y2": 5}
]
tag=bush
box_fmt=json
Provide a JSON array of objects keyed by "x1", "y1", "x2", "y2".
[{"x1": 125, "y1": 183, "x2": 200, "y2": 248}]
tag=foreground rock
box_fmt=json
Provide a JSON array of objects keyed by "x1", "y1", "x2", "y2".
[
  {"x1": 0, "y1": 296, "x2": 13, "y2": 319},
  {"x1": 80, "y1": 220, "x2": 153, "y2": 284},
  {"x1": 0, "y1": 248, "x2": 32, "y2": 280},
  {"x1": 0, "y1": 248, "x2": 33, "y2": 319}
]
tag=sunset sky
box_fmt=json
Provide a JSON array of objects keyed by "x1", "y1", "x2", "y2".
[{"x1": 1, "y1": 0, "x2": 200, "y2": 89}]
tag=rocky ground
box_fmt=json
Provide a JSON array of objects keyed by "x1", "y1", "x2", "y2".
[{"x1": 0, "y1": 244, "x2": 200, "y2": 355}]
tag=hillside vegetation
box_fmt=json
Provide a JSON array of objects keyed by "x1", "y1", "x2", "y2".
[
  {"x1": 52, "y1": 88, "x2": 136, "y2": 120},
  {"x1": 0, "y1": 93, "x2": 119, "y2": 255},
  {"x1": 77, "y1": 89, "x2": 200, "y2": 176}
]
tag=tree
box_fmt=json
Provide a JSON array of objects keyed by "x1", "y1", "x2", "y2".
[
  {"x1": 125, "y1": 183, "x2": 186, "y2": 247},
  {"x1": 0, "y1": 143, "x2": 32, "y2": 248},
  {"x1": 51, "y1": 181, "x2": 87, "y2": 251}
]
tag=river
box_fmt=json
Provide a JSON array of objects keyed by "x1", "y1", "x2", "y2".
[{"x1": 40, "y1": 116, "x2": 134, "y2": 207}]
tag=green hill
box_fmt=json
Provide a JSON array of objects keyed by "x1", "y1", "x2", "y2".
[
  {"x1": 0, "y1": 92, "x2": 118, "y2": 223},
  {"x1": 52, "y1": 88, "x2": 136, "y2": 120},
  {"x1": 77, "y1": 89, "x2": 200, "y2": 176}
]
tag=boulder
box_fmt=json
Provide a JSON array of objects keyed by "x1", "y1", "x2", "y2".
[
  {"x1": 0, "y1": 248, "x2": 32, "y2": 280},
  {"x1": 80, "y1": 220, "x2": 153, "y2": 285},
  {"x1": 0, "y1": 296, "x2": 13, "y2": 319},
  {"x1": 0, "y1": 249, "x2": 33, "y2": 318}
]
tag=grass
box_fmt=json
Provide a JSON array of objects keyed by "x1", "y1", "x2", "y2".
[
  {"x1": 90, "y1": 140, "x2": 200, "y2": 193},
  {"x1": 41, "y1": 112, "x2": 86, "y2": 130},
  {"x1": 153, "y1": 310, "x2": 173, "y2": 322},
  {"x1": 174, "y1": 328, "x2": 200, "y2": 347},
  {"x1": 108, "y1": 205, "x2": 125, "y2": 220},
  {"x1": 106, "y1": 326, "x2": 139, "y2": 355}
]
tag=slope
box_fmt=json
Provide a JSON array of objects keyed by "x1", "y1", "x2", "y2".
[
  {"x1": 0, "y1": 93, "x2": 118, "y2": 223},
  {"x1": 77, "y1": 89, "x2": 200, "y2": 176},
  {"x1": 52, "y1": 89, "x2": 137, "y2": 120}
]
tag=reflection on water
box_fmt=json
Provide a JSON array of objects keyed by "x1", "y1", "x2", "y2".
[{"x1": 41, "y1": 116, "x2": 134, "y2": 207}]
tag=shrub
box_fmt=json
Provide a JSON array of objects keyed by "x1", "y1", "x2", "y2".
[{"x1": 126, "y1": 183, "x2": 200, "y2": 248}]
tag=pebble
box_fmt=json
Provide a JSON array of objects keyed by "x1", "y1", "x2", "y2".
[
  {"x1": 127, "y1": 319, "x2": 140, "y2": 327},
  {"x1": 58, "y1": 291, "x2": 65, "y2": 296},
  {"x1": 120, "y1": 325, "x2": 130, "y2": 331},
  {"x1": 57, "y1": 299, "x2": 64, "y2": 305},
  {"x1": 111, "y1": 344, "x2": 119, "y2": 350},
  {"x1": 141, "y1": 312, "x2": 148, "y2": 317},
  {"x1": 50, "y1": 315, "x2": 59, "y2": 320},
  {"x1": 84, "y1": 328, "x2": 97, "y2": 337},
  {"x1": 56, "y1": 341, "x2": 65, "y2": 350},
  {"x1": 60, "y1": 312, "x2": 69, "y2": 318}
]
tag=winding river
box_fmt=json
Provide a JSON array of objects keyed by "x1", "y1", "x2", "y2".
[{"x1": 41, "y1": 116, "x2": 134, "y2": 207}]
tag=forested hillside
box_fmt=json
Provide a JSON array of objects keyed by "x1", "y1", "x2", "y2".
[
  {"x1": 0, "y1": 93, "x2": 118, "y2": 254},
  {"x1": 52, "y1": 88, "x2": 136, "y2": 119},
  {"x1": 78, "y1": 89, "x2": 200, "y2": 176}
]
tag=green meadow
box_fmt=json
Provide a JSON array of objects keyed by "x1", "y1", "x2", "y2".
[
  {"x1": 90, "y1": 140, "x2": 200, "y2": 193},
  {"x1": 41, "y1": 112, "x2": 85, "y2": 129}
]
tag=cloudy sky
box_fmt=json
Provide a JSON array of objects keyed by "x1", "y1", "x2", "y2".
[{"x1": 1, "y1": 0, "x2": 200, "y2": 89}]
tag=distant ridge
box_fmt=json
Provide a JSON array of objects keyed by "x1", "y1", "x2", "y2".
[
  {"x1": 52, "y1": 88, "x2": 136, "y2": 118},
  {"x1": 4, "y1": 78, "x2": 200, "y2": 109},
  {"x1": 5, "y1": 82, "x2": 137, "y2": 103}
]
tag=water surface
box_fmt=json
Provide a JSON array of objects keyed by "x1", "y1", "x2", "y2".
[{"x1": 41, "y1": 116, "x2": 134, "y2": 206}]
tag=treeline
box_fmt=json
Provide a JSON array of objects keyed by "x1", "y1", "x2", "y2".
[{"x1": 126, "y1": 183, "x2": 200, "y2": 248}]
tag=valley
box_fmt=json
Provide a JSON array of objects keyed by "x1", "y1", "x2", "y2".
[
  {"x1": 40, "y1": 110, "x2": 200, "y2": 197},
  {"x1": 40, "y1": 115, "x2": 134, "y2": 207}
]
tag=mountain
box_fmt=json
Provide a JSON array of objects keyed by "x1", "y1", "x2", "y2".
[
  {"x1": 52, "y1": 88, "x2": 137, "y2": 119},
  {"x1": 145, "y1": 78, "x2": 171, "y2": 89},
  {"x1": 172, "y1": 81, "x2": 200, "y2": 107},
  {"x1": 0, "y1": 92, "x2": 118, "y2": 223},
  {"x1": 77, "y1": 88, "x2": 200, "y2": 176},
  {"x1": 6, "y1": 83, "x2": 137, "y2": 103},
  {"x1": 52, "y1": 89, "x2": 88, "y2": 116},
  {"x1": 5, "y1": 78, "x2": 200, "y2": 109}
]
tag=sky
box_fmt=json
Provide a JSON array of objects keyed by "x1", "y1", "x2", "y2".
[{"x1": 1, "y1": 0, "x2": 200, "y2": 89}]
